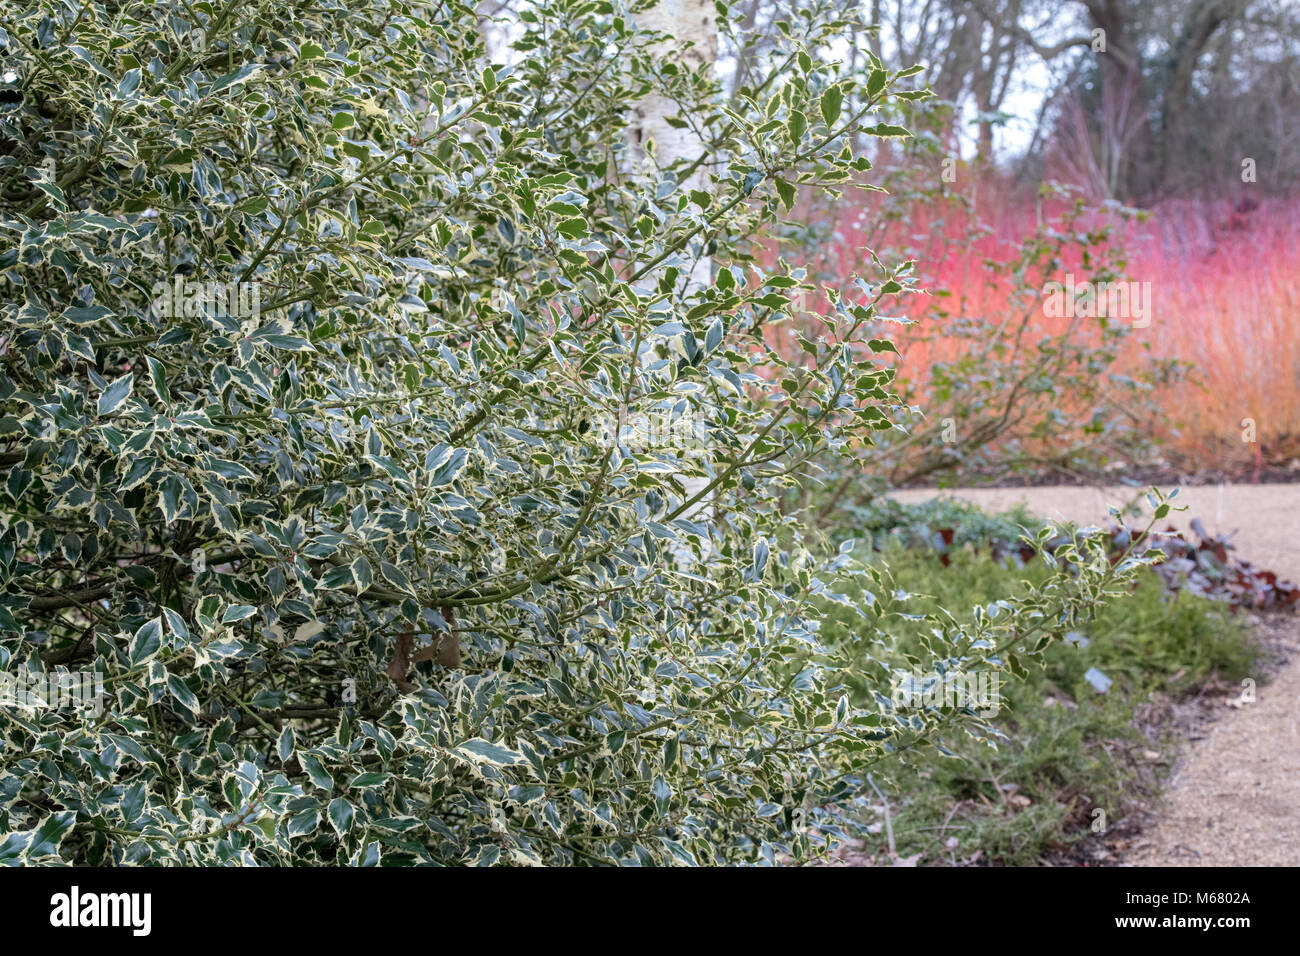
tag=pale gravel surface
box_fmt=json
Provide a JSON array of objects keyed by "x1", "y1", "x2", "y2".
[{"x1": 889, "y1": 484, "x2": 1300, "y2": 866}]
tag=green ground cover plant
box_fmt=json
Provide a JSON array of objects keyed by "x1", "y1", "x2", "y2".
[{"x1": 815, "y1": 502, "x2": 1255, "y2": 865}]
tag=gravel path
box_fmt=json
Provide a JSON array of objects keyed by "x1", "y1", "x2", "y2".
[{"x1": 890, "y1": 483, "x2": 1300, "y2": 866}]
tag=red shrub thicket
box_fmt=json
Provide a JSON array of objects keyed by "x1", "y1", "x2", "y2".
[{"x1": 804, "y1": 184, "x2": 1300, "y2": 478}]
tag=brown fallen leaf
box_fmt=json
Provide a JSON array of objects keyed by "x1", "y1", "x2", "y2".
[
  {"x1": 387, "y1": 609, "x2": 461, "y2": 691},
  {"x1": 410, "y1": 605, "x2": 461, "y2": 667},
  {"x1": 386, "y1": 627, "x2": 416, "y2": 693}
]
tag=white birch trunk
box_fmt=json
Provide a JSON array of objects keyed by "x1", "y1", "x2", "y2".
[
  {"x1": 630, "y1": 0, "x2": 718, "y2": 287},
  {"x1": 630, "y1": 0, "x2": 718, "y2": 567}
]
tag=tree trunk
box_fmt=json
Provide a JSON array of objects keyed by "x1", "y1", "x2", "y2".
[
  {"x1": 631, "y1": 0, "x2": 718, "y2": 287},
  {"x1": 630, "y1": 0, "x2": 717, "y2": 564}
]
